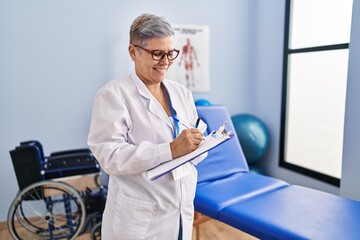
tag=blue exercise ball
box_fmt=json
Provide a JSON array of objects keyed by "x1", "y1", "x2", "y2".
[
  {"x1": 249, "y1": 164, "x2": 265, "y2": 175},
  {"x1": 195, "y1": 99, "x2": 212, "y2": 106},
  {"x1": 231, "y1": 114, "x2": 270, "y2": 164}
]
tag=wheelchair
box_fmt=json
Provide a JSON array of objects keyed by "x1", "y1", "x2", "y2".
[{"x1": 7, "y1": 140, "x2": 106, "y2": 240}]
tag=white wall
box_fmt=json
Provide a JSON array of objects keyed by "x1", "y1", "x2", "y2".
[{"x1": 341, "y1": 0, "x2": 360, "y2": 200}]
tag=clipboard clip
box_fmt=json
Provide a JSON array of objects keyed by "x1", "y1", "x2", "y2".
[{"x1": 212, "y1": 121, "x2": 232, "y2": 140}]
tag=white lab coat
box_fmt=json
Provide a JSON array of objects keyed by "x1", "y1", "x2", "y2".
[{"x1": 88, "y1": 72, "x2": 204, "y2": 240}]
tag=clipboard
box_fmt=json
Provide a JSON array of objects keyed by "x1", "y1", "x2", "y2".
[{"x1": 147, "y1": 121, "x2": 233, "y2": 181}]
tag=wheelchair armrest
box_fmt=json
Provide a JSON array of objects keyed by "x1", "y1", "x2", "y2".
[{"x1": 50, "y1": 148, "x2": 91, "y2": 157}]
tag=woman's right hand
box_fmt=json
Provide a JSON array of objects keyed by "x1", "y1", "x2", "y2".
[{"x1": 170, "y1": 128, "x2": 203, "y2": 159}]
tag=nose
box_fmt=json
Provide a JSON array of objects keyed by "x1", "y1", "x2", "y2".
[{"x1": 159, "y1": 55, "x2": 171, "y2": 65}]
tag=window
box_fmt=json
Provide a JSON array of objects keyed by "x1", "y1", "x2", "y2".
[{"x1": 280, "y1": 0, "x2": 353, "y2": 186}]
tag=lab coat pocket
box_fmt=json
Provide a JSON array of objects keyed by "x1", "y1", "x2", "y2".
[{"x1": 113, "y1": 193, "x2": 156, "y2": 239}]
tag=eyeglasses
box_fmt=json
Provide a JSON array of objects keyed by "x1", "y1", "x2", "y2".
[{"x1": 133, "y1": 44, "x2": 180, "y2": 61}]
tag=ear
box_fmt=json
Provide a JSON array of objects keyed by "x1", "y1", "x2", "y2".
[{"x1": 128, "y1": 44, "x2": 136, "y2": 61}]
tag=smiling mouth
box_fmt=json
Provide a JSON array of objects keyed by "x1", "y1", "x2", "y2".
[{"x1": 154, "y1": 67, "x2": 167, "y2": 72}]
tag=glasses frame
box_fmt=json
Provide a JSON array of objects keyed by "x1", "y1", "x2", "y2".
[{"x1": 133, "y1": 44, "x2": 180, "y2": 61}]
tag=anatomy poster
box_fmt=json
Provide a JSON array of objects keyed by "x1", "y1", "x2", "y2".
[{"x1": 166, "y1": 24, "x2": 210, "y2": 92}]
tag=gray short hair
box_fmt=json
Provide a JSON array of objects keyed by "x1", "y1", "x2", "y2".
[{"x1": 129, "y1": 13, "x2": 174, "y2": 45}]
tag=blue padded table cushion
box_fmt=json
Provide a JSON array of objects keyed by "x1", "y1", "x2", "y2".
[
  {"x1": 195, "y1": 172, "x2": 289, "y2": 219},
  {"x1": 196, "y1": 105, "x2": 249, "y2": 183},
  {"x1": 219, "y1": 185, "x2": 360, "y2": 240}
]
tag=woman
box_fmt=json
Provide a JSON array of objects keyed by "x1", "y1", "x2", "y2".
[{"x1": 88, "y1": 13, "x2": 206, "y2": 240}]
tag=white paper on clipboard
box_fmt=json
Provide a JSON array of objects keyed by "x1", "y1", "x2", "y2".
[{"x1": 147, "y1": 122, "x2": 233, "y2": 181}]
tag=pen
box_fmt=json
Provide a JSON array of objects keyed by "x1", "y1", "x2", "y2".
[
  {"x1": 195, "y1": 117, "x2": 201, "y2": 128},
  {"x1": 172, "y1": 116, "x2": 205, "y2": 140}
]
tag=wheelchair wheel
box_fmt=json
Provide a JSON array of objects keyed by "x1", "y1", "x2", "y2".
[
  {"x1": 7, "y1": 180, "x2": 86, "y2": 240},
  {"x1": 90, "y1": 222, "x2": 102, "y2": 240}
]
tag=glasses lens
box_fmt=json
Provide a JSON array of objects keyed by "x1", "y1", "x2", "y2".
[
  {"x1": 167, "y1": 50, "x2": 179, "y2": 60},
  {"x1": 152, "y1": 50, "x2": 165, "y2": 61}
]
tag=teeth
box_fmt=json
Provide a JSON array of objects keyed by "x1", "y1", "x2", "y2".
[{"x1": 155, "y1": 68, "x2": 166, "y2": 72}]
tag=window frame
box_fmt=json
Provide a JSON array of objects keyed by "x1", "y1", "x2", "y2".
[{"x1": 279, "y1": 0, "x2": 350, "y2": 186}]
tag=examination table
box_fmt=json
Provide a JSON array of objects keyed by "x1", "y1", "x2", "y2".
[{"x1": 193, "y1": 105, "x2": 360, "y2": 240}]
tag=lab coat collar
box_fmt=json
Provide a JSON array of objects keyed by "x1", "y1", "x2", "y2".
[
  {"x1": 130, "y1": 72, "x2": 173, "y2": 130},
  {"x1": 130, "y1": 72, "x2": 152, "y2": 100}
]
